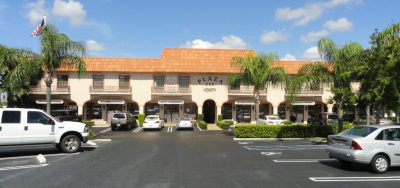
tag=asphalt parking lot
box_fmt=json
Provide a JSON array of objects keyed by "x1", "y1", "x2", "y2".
[{"x1": 1, "y1": 127, "x2": 400, "y2": 188}]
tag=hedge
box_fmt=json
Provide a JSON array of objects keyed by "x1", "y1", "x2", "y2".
[
  {"x1": 197, "y1": 114, "x2": 204, "y2": 121},
  {"x1": 217, "y1": 114, "x2": 223, "y2": 121},
  {"x1": 234, "y1": 124, "x2": 354, "y2": 138},
  {"x1": 217, "y1": 120, "x2": 234, "y2": 130},
  {"x1": 138, "y1": 114, "x2": 145, "y2": 126},
  {"x1": 197, "y1": 120, "x2": 207, "y2": 130},
  {"x1": 82, "y1": 120, "x2": 95, "y2": 127}
]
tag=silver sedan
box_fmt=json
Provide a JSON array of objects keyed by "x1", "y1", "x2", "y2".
[
  {"x1": 176, "y1": 116, "x2": 194, "y2": 130},
  {"x1": 326, "y1": 125, "x2": 400, "y2": 173}
]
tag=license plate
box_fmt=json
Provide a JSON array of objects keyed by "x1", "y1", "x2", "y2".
[{"x1": 117, "y1": 123, "x2": 120, "y2": 127}]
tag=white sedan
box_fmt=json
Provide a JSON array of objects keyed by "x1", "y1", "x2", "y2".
[
  {"x1": 176, "y1": 116, "x2": 194, "y2": 130},
  {"x1": 143, "y1": 115, "x2": 164, "y2": 130},
  {"x1": 256, "y1": 115, "x2": 284, "y2": 125}
]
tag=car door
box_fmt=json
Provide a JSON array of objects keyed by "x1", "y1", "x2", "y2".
[
  {"x1": 0, "y1": 110, "x2": 23, "y2": 145},
  {"x1": 383, "y1": 128, "x2": 400, "y2": 165},
  {"x1": 23, "y1": 111, "x2": 57, "y2": 144}
]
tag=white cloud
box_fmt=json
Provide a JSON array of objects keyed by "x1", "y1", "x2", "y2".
[
  {"x1": 86, "y1": 40, "x2": 105, "y2": 52},
  {"x1": 302, "y1": 46, "x2": 321, "y2": 61},
  {"x1": 275, "y1": 0, "x2": 359, "y2": 26},
  {"x1": 25, "y1": 0, "x2": 48, "y2": 24},
  {"x1": 300, "y1": 30, "x2": 330, "y2": 43},
  {"x1": 281, "y1": 54, "x2": 297, "y2": 61},
  {"x1": 52, "y1": 0, "x2": 86, "y2": 25},
  {"x1": 181, "y1": 35, "x2": 247, "y2": 49},
  {"x1": 324, "y1": 17, "x2": 353, "y2": 32},
  {"x1": 260, "y1": 31, "x2": 288, "y2": 44}
]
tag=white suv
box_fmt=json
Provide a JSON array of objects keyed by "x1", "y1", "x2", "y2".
[{"x1": 0, "y1": 108, "x2": 89, "y2": 153}]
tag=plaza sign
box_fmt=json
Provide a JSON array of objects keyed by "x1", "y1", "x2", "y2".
[{"x1": 197, "y1": 76, "x2": 223, "y2": 86}]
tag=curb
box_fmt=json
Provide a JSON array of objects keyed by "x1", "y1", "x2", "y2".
[{"x1": 233, "y1": 138, "x2": 307, "y2": 141}]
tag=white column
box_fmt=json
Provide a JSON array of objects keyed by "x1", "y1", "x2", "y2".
[
  {"x1": 77, "y1": 105, "x2": 84, "y2": 116},
  {"x1": 251, "y1": 105, "x2": 256, "y2": 124},
  {"x1": 327, "y1": 104, "x2": 334, "y2": 113},
  {"x1": 216, "y1": 105, "x2": 222, "y2": 121},
  {"x1": 286, "y1": 105, "x2": 290, "y2": 121},
  {"x1": 232, "y1": 105, "x2": 236, "y2": 122},
  {"x1": 304, "y1": 106, "x2": 308, "y2": 124},
  {"x1": 139, "y1": 105, "x2": 144, "y2": 114},
  {"x1": 197, "y1": 105, "x2": 203, "y2": 115},
  {"x1": 273, "y1": 105, "x2": 279, "y2": 115},
  {"x1": 159, "y1": 104, "x2": 165, "y2": 119},
  {"x1": 179, "y1": 104, "x2": 184, "y2": 117}
]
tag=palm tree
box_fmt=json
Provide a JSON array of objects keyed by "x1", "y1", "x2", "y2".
[
  {"x1": 228, "y1": 53, "x2": 288, "y2": 122},
  {"x1": 293, "y1": 38, "x2": 363, "y2": 131},
  {"x1": 0, "y1": 44, "x2": 39, "y2": 107},
  {"x1": 37, "y1": 25, "x2": 86, "y2": 113}
]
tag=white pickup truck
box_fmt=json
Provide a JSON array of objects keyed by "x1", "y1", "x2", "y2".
[{"x1": 0, "y1": 108, "x2": 89, "y2": 153}]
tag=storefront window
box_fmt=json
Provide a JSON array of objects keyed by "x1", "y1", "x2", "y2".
[
  {"x1": 259, "y1": 103, "x2": 269, "y2": 115},
  {"x1": 145, "y1": 103, "x2": 159, "y2": 116},
  {"x1": 119, "y1": 75, "x2": 130, "y2": 89},
  {"x1": 93, "y1": 75, "x2": 104, "y2": 89},
  {"x1": 222, "y1": 103, "x2": 232, "y2": 119},
  {"x1": 154, "y1": 75, "x2": 165, "y2": 87}
]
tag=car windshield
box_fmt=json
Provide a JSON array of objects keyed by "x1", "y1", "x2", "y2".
[
  {"x1": 342, "y1": 126, "x2": 377, "y2": 137},
  {"x1": 179, "y1": 117, "x2": 190, "y2": 121},
  {"x1": 145, "y1": 116, "x2": 159, "y2": 121},
  {"x1": 268, "y1": 116, "x2": 280, "y2": 120},
  {"x1": 113, "y1": 113, "x2": 126, "y2": 119}
]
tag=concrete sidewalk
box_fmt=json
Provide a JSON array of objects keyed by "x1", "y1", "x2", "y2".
[{"x1": 207, "y1": 124, "x2": 222, "y2": 131}]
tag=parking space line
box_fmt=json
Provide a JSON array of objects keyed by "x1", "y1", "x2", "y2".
[
  {"x1": 0, "y1": 164, "x2": 48, "y2": 171},
  {"x1": 309, "y1": 176, "x2": 400, "y2": 182},
  {"x1": 273, "y1": 158, "x2": 337, "y2": 163},
  {"x1": 0, "y1": 153, "x2": 80, "y2": 161},
  {"x1": 167, "y1": 126, "x2": 174, "y2": 133},
  {"x1": 98, "y1": 128, "x2": 111, "y2": 134},
  {"x1": 244, "y1": 145, "x2": 326, "y2": 151},
  {"x1": 132, "y1": 127, "x2": 143, "y2": 133}
]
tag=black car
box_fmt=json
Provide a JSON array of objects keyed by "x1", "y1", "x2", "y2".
[{"x1": 51, "y1": 109, "x2": 81, "y2": 122}]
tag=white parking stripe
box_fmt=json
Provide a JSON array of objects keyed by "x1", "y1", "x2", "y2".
[
  {"x1": 0, "y1": 153, "x2": 80, "y2": 161},
  {"x1": 244, "y1": 145, "x2": 326, "y2": 151},
  {"x1": 167, "y1": 126, "x2": 173, "y2": 132},
  {"x1": 98, "y1": 128, "x2": 111, "y2": 134},
  {"x1": 0, "y1": 164, "x2": 48, "y2": 171},
  {"x1": 273, "y1": 159, "x2": 337, "y2": 163},
  {"x1": 309, "y1": 176, "x2": 400, "y2": 182},
  {"x1": 132, "y1": 127, "x2": 143, "y2": 133}
]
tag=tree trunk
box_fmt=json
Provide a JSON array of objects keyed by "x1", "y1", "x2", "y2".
[
  {"x1": 255, "y1": 91, "x2": 260, "y2": 122},
  {"x1": 45, "y1": 72, "x2": 53, "y2": 114},
  {"x1": 366, "y1": 105, "x2": 370, "y2": 125},
  {"x1": 338, "y1": 104, "x2": 344, "y2": 132}
]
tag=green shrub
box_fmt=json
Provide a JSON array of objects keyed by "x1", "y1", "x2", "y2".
[
  {"x1": 88, "y1": 129, "x2": 96, "y2": 139},
  {"x1": 197, "y1": 120, "x2": 207, "y2": 130},
  {"x1": 218, "y1": 114, "x2": 223, "y2": 121},
  {"x1": 138, "y1": 114, "x2": 145, "y2": 126},
  {"x1": 82, "y1": 120, "x2": 95, "y2": 127},
  {"x1": 197, "y1": 114, "x2": 204, "y2": 121},
  {"x1": 283, "y1": 121, "x2": 292, "y2": 126},
  {"x1": 216, "y1": 120, "x2": 228, "y2": 130},
  {"x1": 234, "y1": 124, "x2": 354, "y2": 138}
]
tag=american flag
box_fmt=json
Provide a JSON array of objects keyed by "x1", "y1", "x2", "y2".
[{"x1": 31, "y1": 16, "x2": 46, "y2": 37}]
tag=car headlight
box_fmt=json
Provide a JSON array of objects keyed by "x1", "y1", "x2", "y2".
[{"x1": 84, "y1": 126, "x2": 89, "y2": 133}]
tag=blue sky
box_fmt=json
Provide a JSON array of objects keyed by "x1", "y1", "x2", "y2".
[{"x1": 0, "y1": 0, "x2": 399, "y2": 60}]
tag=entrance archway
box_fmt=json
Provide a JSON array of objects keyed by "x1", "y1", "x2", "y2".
[{"x1": 203, "y1": 100, "x2": 216, "y2": 123}]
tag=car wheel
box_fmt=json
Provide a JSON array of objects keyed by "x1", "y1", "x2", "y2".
[
  {"x1": 111, "y1": 125, "x2": 117, "y2": 131},
  {"x1": 370, "y1": 154, "x2": 389, "y2": 173},
  {"x1": 60, "y1": 134, "x2": 81, "y2": 153}
]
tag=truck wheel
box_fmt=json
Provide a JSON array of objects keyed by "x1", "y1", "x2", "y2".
[
  {"x1": 370, "y1": 154, "x2": 389, "y2": 173},
  {"x1": 60, "y1": 135, "x2": 81, "y2": 153}
]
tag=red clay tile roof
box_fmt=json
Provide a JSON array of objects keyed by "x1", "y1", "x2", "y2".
[{"x1": 57, "y1": 48, "x2": 314, "y2": 74}]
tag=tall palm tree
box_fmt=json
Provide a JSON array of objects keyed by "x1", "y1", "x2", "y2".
[
  {"x1": 38, "y1": 25, "x2": 86, "y2": 113},
  {"x1": 293, "y1": 38, "x2": 363, "y2": 131},
  {"x1": 228, "y1": 53, "x2": 288, "y2": 122},
  {"x1": 0, "y1": 44, "x2": 39, "y2": 107}
]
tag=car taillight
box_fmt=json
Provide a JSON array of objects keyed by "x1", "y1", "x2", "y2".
[
  {"x1": 155, "y1": 121, "x2": 160, "y2": 123},
  {"x1": 351, "y1": 141, "x2": 363, "y2": 150},
  {"x1": 144, "y1": 120, "x2": 147, "y2": 123}
]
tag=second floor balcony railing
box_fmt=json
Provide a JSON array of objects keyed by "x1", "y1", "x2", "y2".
[
  {"x1": 151, "y1": 85, "x2": 191, "y2": 95},
  {"x1": 228, "y1": 85, "x2": 267, "y2": 95},
  {"x1": 90, "y1": 86, "x2": 132, "y2": 94},
  {"x1": 29, "y1": 85, "x2": 70, "y2": 94},
  {"x1": 286, "y1": 87, "x2": 323, "y2": 95}
]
